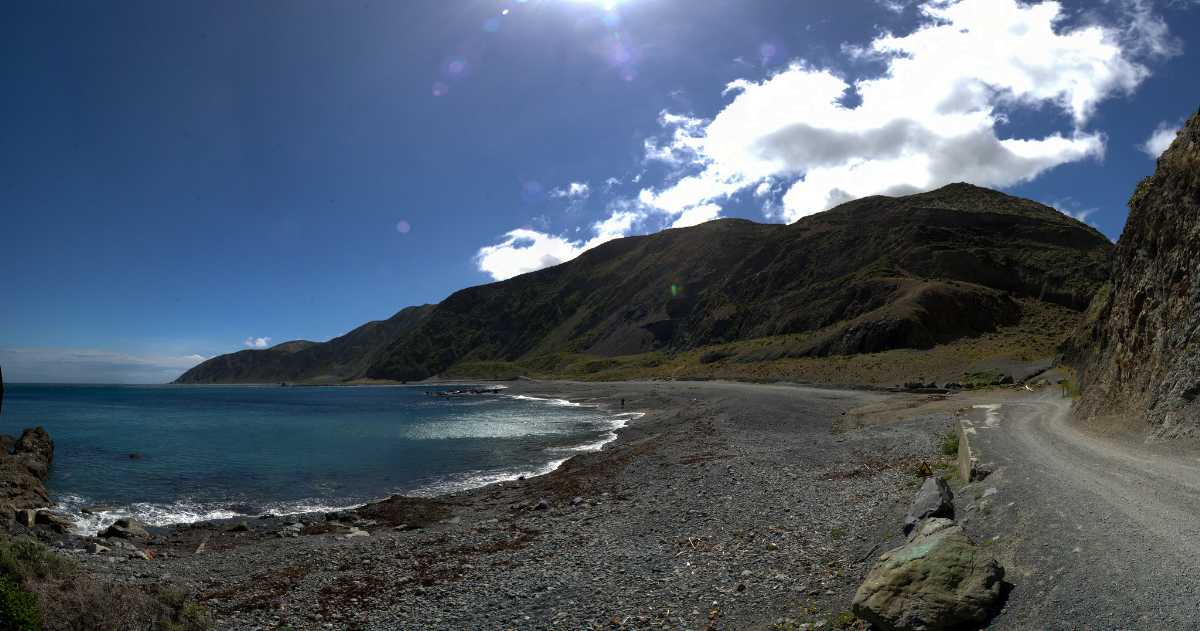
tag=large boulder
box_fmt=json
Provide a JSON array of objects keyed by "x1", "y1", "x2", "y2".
[
  {"x1": 903, "y1": 476, "x2": 954, "y2": 534},
  {"x1": 103, "y1": 518, "x2": 150, "y2": 539},
  {"x1": 852, "y1": 520, "x2": 1005, "y2": 631}
]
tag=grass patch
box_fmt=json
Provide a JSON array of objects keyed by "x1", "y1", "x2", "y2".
[
  {"x1": 0, "y1": 535, "x2": 210, "y2": 631},
  {"x1": 830, "y1": 527, "x2": 847, "y2": 540},
  {"x1": 940, "y1": 431, "x2": 960, "y2": 457},
  {"x1": 433, "y1": 297, "x2": 1079, "y2": 388}
]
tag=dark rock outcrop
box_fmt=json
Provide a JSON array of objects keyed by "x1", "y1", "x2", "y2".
[
  {"x1": 903, "y1": 477, "x2": 954, "y2": 534},
  {"x1": 1075, "y1": 109, "x2": 1200, "y2": 439},
  {"x1": 0, "y1": 426, "x2": 55, "y2": 515},
  {"x1": 102, "y1": 517, "x2": 150, "y2": 539}
]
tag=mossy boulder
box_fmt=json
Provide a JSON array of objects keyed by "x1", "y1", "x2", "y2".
[{"x1": 852, "y1": 521, "x2": 1004, "y2": 631}]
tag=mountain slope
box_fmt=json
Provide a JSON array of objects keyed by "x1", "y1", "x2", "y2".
[
  {"x1": 1075, "y1": 109, "x2": 1200, "y2": 439},
  {"x1": 177, "y1": 183, "x2": 1112, "y2": 385},
  {"x1": 175, "y1": 305, "x2": 434, "y2": 384},
  {"x1": 364, "y1": 183, "x2": 1111, "y2": 381}
]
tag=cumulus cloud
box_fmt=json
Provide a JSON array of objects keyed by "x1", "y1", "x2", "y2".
[
  {"x1": 475, "y1": 208, "x2": 646, "y2": 281},
  {"x1": 1140, "y1": 120, "x2": 1180, "y2": 158},
  {"x1": 243, "y1": 337, "x2": 272, "y2": 349},
  {"x1": 639, "y1": 0, "x2": 1162, "y2": 222},
  {"x1": 0, "y1": 348, "x2": 207, "y2": 384},
  {"x1": 549, "y1": 182, "x2": 591, "y2": 199}
]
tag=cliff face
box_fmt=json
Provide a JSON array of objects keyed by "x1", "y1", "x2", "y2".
[{"x1": 1076, "y1": 110, "x2": 1200, "y2": 439}]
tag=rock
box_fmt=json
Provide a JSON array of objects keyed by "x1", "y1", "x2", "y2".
[
  {"x1": 0, "y1": 427, "x2": 55, "y2": 510},
  {"x1": 1075, "y1": 111, "x2": 1200, "y2": 439},
  {"x1": 570, "y1": 496, "x2": 585, "y2": 506},
  {"x1": 103, "y1": 518, "x2": 150, "y2": 539},
  {"x1": 14, "y1": 508, "x2": 36, "y2": 528},
  {"x1": 277, "y1": 523, "x2": 302, "y2": 538},
  {"x1": 87, "y1": 542, "x2": 110, "y2": 554},
  {"x1": 852, "y1": 522, "x2": 1004, "y2": 631},
  {"x1": 903, "y1": 477, "x2": 953, "y2": 534},
  {"x1": 344, "y1": 527, "x2": 369, "y2": 538},
  {"x1": 35, "y1": 509, "x2": 74, "y2": 533},
  {"x1": 534, "y1": 498, "x2": 551, "y2": 511}
]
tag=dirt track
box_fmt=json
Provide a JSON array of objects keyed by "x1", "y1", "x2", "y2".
[{"x1": 959, "y1": 390, "x2": 1200, "y2": 629}]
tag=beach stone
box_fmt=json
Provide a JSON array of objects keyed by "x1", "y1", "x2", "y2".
[
  {"x1": 534, "y1": 499, "x2": 551, "y2": 511},
  {"x1": 852, "y1": 522, "x2": 1004, "y2": 631},
  {"x1": 35, "y1": 509, "x2": 74, "y2": 533},
  {"x1": 344, "y1": 527, "x2": 369, "y2": 538},
  {"x1": 87, "y1": 542, "x2": 110, "y2": 554},
  {"x1": 903, "y1": 477, "x2": 953, "y2": 534},
  {"x1": 103, "y1": 517, "x2": 150, "y2": 539}
]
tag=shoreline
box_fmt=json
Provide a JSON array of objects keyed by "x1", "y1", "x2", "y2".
[
  {"x1": 49, "y1": 385, "x2": 645, "y2": 536},
  {"x1": 49, "y1": 378, "x2": 960, "y2": 630}
]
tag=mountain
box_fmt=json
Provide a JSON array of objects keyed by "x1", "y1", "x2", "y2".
[
  {"x1": 175, "y1": 305, "x2": 433, "y2": 384},
  {"x1": 1075, "y1": 109, "x2": 1200, "y2": 439},
  {"x1": 177, "y1": 183, "x2": 1113, "y2": 384}
]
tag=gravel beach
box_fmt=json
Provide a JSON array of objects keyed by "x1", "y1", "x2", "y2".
[{"x1": 65, "y1": 380, "x2": 956, "y2": 630}]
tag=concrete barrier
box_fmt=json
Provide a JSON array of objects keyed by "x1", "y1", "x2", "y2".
[{"x1": 956, "y1": 419, "x2": 979, "y2": 481}]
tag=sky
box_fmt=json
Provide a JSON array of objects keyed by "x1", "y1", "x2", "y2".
[{"x1": 2, "y1": 0, "x2": 1199, "y2": 383}]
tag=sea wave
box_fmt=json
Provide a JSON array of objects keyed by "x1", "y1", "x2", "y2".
[
  {"x1": 53, "y1": 494, "x2": 362, "y2": 536},
  {"x1": 504, "y1": 394, "x2": 587, "y2": 407}
]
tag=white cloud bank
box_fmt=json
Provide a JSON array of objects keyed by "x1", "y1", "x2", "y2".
[
  {"x1": 243, "y1": 337, "x2": 272, "y2": 349},
  {"x1": 640, "y1": 0, "x2": 1162, "y2": 223},
  {"x1": 0, "y1": 348, "x2": 207, "y2": 384},
  {"x1": 475, "y1": 0, "x2": 1172, "y2": 280},
  {"x1": 1140, "y1": 120, "x2": 1180, "y2": 158}
]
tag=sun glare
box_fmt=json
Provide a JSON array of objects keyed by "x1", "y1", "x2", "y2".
[{"x1": 569, "y1": 0, "x2": 622, "y2": 11}]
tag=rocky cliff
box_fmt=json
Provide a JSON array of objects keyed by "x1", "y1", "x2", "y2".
[
  {"x1": 1076, "y1": 109, "x2": 1200, "y2": 439},
  {"x1": 0, "y1": 427, "x2": 54, "y2": 514},
  {"x1": 179, "y1": 183, "x2": 1113, "y2": 384}
]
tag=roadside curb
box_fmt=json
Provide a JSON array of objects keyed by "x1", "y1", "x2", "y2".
[{"x1": 957, "y1": 419, "x2": 978, "y2": 481}]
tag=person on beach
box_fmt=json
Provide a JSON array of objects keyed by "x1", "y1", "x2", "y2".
[{"x1": 620, "y1": 397, "x2": 624, "y2": 409}]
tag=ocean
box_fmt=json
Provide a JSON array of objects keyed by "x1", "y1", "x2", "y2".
[{"x1": 0, "y1": 383, "x2": 634, "y2": 534}]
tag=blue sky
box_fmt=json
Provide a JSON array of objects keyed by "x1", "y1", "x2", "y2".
[{"x1": 2, "y1": 0, "x2": 1198, "y2": 383}]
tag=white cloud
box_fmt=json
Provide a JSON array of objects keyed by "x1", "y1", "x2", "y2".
[
  {"x1": 243, "y1": 337, "x2": 272, "y2": 349},
  {"x1": 1140, "y1": 120, "x2": 1180, "y2": 158},
  {"x1": 670, "y1": 203, "x2": 722, "y2": 228},
  {"x1": 475, "y1": 206, "x2": 650, "y2": 281},
  {"x1": 549, "y1": 182, "x2": 591, "y2": 199},
  {"x1": 638, "y1": 0, "x2": 1160, "y2": 222},
  {"x1": 0, "y1": 347, "x2": 208, "y2": 384}
]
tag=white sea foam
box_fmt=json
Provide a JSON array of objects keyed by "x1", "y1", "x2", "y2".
[
  {"x1": 505, "y1": 394, "x2": 587, "y2": 407},
  {"x1": 54, "y1": 494, "x2": 364, "y2": 536}
]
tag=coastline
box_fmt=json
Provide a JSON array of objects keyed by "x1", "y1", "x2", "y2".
[
  {"x1": 47, "y1": 384, "x2": 640, "y2": 535},
  {"x1": 53, "y1": 378, "x2": 958, "y2": 630}
]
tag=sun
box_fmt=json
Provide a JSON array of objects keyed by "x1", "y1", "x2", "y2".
[{"x1": 568, "y1": 0, "x2": 623, "y2": 11}]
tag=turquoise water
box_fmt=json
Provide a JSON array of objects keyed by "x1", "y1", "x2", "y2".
[{"x1": 1, "y1": 384, "x2": 633, "y2": 532}]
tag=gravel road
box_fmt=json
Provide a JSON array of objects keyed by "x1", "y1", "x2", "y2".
[{"x1": 957, "y1": 389, "x2": 1200, "y2": 630}]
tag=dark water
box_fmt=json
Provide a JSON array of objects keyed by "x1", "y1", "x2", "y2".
[{"x1": 1, "y1": 384, "x2": 633, "y2": 532}]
